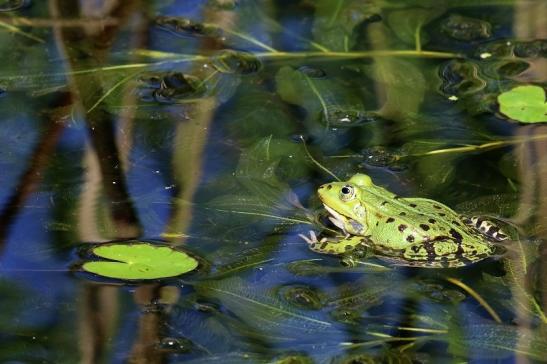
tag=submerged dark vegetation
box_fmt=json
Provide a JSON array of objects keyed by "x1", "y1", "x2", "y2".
[{"x1": 0, "y1": 0, "x2": 546, "y2": 362}]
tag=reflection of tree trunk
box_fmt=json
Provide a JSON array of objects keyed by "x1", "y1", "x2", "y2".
[
  {"x1": 128, "y1": 285, "x2": 170, "y2": 364},
  {"x1": 48, "y1": 1, "x2": 146, "y2": 363},
  {"x1": 164, "y1": 8, "x2": 236, "y2": 241},
  {"x1": 511, "y1": 125, "x2": 547, "y2": 362},
  {"x1": 0, "y1": 95, "x2": 70, "y2": 253},
  {"x1": 78, "y1": 284, "x2": 119, "y2": 364},
  {"x1": 51, "y1": 0, "x2": 142, "y2": 239},
  {"x1": 512, "y1": 2, "x2": 546, "y2": 362}
]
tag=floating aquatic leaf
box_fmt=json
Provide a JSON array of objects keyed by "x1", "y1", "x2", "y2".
[
  {"x1": 447, "y1": 317, "x2": 547, "y2": 360},
  {"x1": 476, "y1": 39, "x2": 547, "y2": 60},
  {"x1": 326, "y1": 273, "x2": 402, "y2": 311},
  {"x1": 496, "y1": 60, "x2": 530, "y2": 78},
  {"x1": 272, "y1": 354, "x2": 314, "y2": 364},
  {"x1": 196, "y1": 277, "x2": 334, "y2": 342},
  {"x1": 155, "y1": 16, "x2": 222, "y2": 38},
  {"x1": 276, "y1": 284, "x2": 325, "y2": 311},
  {"x1": 276, "y1": 66, "x2": 367, "y2": 127},
  {"x1": 0, "y1": 0, "x2": 30, "y2": 12},
  {"x1": 361, "y1": 146, "x2": 401, "y2": 167},
  {"x1": 513, "y1": 39, "x2": 547, "y2": 58},
  {"x1": 365, "y1": 58, "x2": 426, "y2": 119},
  {"x1": 330, "y1": 351, "x2": 426, "y2": 364},
  {"x1": 296, "y1": 65, "x2": 327, "y2": 79},
  {"x1": 323, "y1": 106, "x2": 377, "y2": 127},
  {"x1": 387, "y1": 8, "x2": 444, "y2": 48},
  {"x1": 211, "y1": 50, "x2": 262, "y2": 74},
  {"x1": 439, "y1": 60, "x2": 487, "y2": 96},
  {"x1": 203, "y1": 137, "x2": 311, "y2": 240},
  {"x1": 441, "y1": 14, "x2": 491, "y2": 41},
  {"x1": 497, "y1": 85, "x2": 547, "y2": 123},
  {"x1": 286, "y1": 259, "x2": 390, "y2": 276},
  {"x1": 312, "y1": 0, "x2": 380, "y2": 51},
  {"x1": 155, "y1": 337, "x2": 195, "y2": 353},
  {"x1": 218, "y1": 85, "x2": 298, "y2": 144},
  {"x1": 137, "y1": 72, "x2": 206, "y2": 104},
  {"x1": 82, "y1": 242, "x2": 198, "y2": 280},
  {"x1": 209, "y1": 241, "x2": 279, "y2": 278},
  {"x1": 502, "y1": 238, "x2": 546, "y2": 322}
]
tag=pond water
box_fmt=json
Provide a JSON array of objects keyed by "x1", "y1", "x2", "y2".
[{"x1": 0, "y1": 0, "x2": 546, "y2": 362}]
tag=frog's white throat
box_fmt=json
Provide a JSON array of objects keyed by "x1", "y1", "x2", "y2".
[{"x1": 324, "y1": 204, "x2": 349, "y2": 232}]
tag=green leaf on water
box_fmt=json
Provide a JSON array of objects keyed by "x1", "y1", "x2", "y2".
[
  {"x1": 196, "y1": 277, "x2": 334, "y2": 342},
  {"x1": 275, "y1": 66, "x2": 369, "y2": 127},
  {"x1": 386, "y1": 8, "x2": 445, "y2": 49},
  {"x1": 312, "y1": 0, "x2": 380, "y2": 51},
  {"x1": 497, "y1": 85, "x2": 547, "y2": 123},
  {"x1": 82, "y1": 242, "x2": 198, "y2": 280},
  {"x1": 447, "y1": 318, "x2": 547, "y2": 360}
]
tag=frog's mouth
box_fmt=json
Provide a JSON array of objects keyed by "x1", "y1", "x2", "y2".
[{"x1": 323, "y1": 204, "x2": 351, "y2": 233}]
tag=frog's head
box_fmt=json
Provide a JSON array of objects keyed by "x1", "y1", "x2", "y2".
[{"x1": 317, "y1": 174, "x2": 374, "y2": 233}]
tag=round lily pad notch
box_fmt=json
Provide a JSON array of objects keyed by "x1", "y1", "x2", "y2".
[
  {"x1": 497, "y1": 85, "x2": 547, "y2": 123},
  {"x1": 82, "y1": 242, "x2": 199, "y2": 280}
]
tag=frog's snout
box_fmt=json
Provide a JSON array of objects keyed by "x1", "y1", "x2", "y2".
[{"x1": 317, "y1": 184, "x2": 333, "y2": 201}]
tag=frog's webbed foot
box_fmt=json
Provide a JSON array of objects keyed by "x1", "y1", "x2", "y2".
[
  {"x1": 461, "y1": 216, "x2": 509, "y2": 241},
  {"x1": 299, "y1": 231, "x2": 370, "y2": 255}
]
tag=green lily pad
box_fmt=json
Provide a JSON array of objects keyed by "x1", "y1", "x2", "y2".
[
  {"x1": 82, "y1": 242, "x2": 198, "y2": 280},
  {"x1": 497, "y1": 85, "x2": 547, "y2": 123}
]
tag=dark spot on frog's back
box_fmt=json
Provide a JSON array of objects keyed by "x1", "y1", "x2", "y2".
[
  {"x1": 398, "y1": 224, "x2": 407, "y2": 232},
  {"x1": 406, "y1": 235, "x2": 415, "y2": 242},
  {"x1": 326, "y1": 184, "x2": 332, "y2": 190},
  {"x1": 449, "y1": 228, "x2": 463, "y2": 242},
  {"x1": 409, "y1": 203, "x2": 417, "y2": 208},
  {"x1": 386, "y1": 217, "x2": 395, "y2": 223},
  {"x1": 428, "y1": 218, "x2": 436, "y2": 224},
  {"x1": 433, "y1": 204, "x2": 442, "y2": 209},
  {"x1": 419, "y1": 224, "x2": 430, "y2": 231},
  {"x1": 381, "y1": 201, "x2": 388, "y2": 206},
  {"x1": 399, "y1": 211, "x2": 406, "y2": 216}
]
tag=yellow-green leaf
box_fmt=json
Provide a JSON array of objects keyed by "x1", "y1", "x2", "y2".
[
  {"x1": 497, "y1": 85, "x2": 547, "y2": 123},
  {"x1": 82, "y1": 242, "x2": 198, "y2": 280}
]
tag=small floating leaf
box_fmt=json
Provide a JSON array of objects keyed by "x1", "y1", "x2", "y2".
[
  {"x1": 155, "y1": 16, "x2": 221, "y2": 37},
  {"x1": 361, "y1": 146, "x2": 401, "y2": 167},
  {"x1": 137, "y1": 72, "x2": 205, "y2": 104},
  {"x1": 0, "y1": 0, "x2": 30, "y2": 12},
  {"x1": 296, "y1": 65, "x2": 326, "y2": 79},
  {"x1": 276, "y1": 284, "x2": 325, "y2": 310},
  {"x1": 211, "y1": 50, "x2": 262, "y2": 74},
  {"x1": 441, "y1": 14, "x2": 491, "y2": 41},
  {"x1": 497, "y1": 85, "x2": 547, "y2": 123},
  {"x1": 82, "y1": 242, "x2": 198, "y2": 280},
  {"x1": 275, "y1": 66, "x2": 367, "y2": 127}
]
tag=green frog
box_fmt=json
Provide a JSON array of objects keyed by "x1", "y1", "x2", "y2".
[{"x1": 300, "y1": 174, "x2": 508, "y2": 268}]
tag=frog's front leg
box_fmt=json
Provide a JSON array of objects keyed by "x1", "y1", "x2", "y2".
[
  {"x1": 299, "y1": 231, "x2": 370, "y2": 255},
  {"x1": 461, "y1": 216, "x2": 509, "y2": 241}
]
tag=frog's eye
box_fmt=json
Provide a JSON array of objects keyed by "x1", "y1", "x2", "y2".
[{"x1": 339, "y1": 185, "x2": 356, "y2": 201}]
